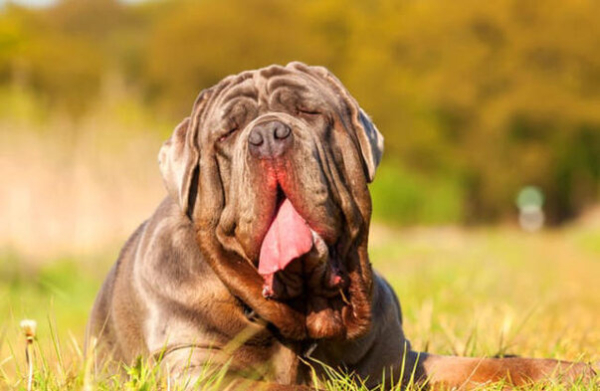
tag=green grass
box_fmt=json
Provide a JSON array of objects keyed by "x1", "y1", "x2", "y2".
[{"x1": 1, "y1": 225, "x2": 599, "y2": 390}]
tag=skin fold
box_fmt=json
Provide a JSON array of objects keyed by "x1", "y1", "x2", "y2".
[{"x1": 87, "y1": 62, "x2": 596, "y2": 390}]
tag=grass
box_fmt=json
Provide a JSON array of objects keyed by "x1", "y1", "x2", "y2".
[
  {"x1": 0, "y1": 94, "x2": 597, "y2": 388},
  {"x1": 0, "y1": 224, "x2": 599, "y2": 390}
]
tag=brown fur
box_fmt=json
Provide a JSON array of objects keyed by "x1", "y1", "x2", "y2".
[{"x1": 87, "y1": 62, "x2": 596, "y2": 390}]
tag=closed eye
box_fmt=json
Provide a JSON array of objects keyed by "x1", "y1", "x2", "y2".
[
  {"x1": 298, "y1": 108, "x2": 321, "y2": 116},
  {"x1": 218, "y1": 126, "x2": 239, "y2": 142}
]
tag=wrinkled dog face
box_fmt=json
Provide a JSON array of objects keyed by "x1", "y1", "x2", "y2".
[{"x1": 159, "y1": 62, "x2": 383, "y2": 339}]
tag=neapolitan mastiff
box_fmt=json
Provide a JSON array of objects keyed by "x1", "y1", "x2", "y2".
[{"x1": 87, "y1": 62, "x2": 596, "y2": 389}]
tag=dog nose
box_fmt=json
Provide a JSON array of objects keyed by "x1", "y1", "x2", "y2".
[{"x1": 248, "y1": 120, "x2": 292, "y2": 159}]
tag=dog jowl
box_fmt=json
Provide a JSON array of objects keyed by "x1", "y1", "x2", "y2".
[{"x1": 87, "y1": 62, "x2": 596, "y2": 390}]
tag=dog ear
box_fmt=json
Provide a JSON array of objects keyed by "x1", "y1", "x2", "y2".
[
  {"x1": 158, "y1": 117, "x2": 198, "y2": 214},
  {"x1": 328, "y1": 72, "x2": 385, "y2": 183},
  {"x1": 158, "y1": 89, "x2": 212, "y2": 216},
  {"x1": 288, "y1": 62, "x2": 384, "y2": 183},
  {"x1": 355, "y1": 109, "x2": 384, "y2": 183}
]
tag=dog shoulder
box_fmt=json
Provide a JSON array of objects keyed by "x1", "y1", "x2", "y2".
[{"x1": 131, "y1": 197, "x2": 213, "y2": 279}]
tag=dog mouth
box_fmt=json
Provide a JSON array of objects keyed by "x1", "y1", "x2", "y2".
[{"x1": 257, "y1": 186, "x2": 346, "y2": 300}]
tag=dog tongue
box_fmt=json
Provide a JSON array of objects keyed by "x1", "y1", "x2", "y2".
[{"x1": 258, "y1": 198, "x2": 313, "y2": 277}]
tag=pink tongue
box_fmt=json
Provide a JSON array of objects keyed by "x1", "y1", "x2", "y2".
[{"x1": 258, "y1": 198, "x2": 313, "y2": 276}]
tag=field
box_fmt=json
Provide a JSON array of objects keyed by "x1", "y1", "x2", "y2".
[
  {"x1": 2, "y1": 1, "x2": 600, "y2": 388},
  {"x1": 1, "y1": 222, "x2": 599, "y2": 389},
  {"x1": 1, "y1": 102, "x2": 599, "y2": 389}
]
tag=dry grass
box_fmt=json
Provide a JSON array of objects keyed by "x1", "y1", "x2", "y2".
[
  {"x1": 370, "y1": 224, "x2": 600, "y2": 363},
  {"x1": 1, "y1": 224, "x2": 598, "y2": 389},
  {"x1": 0, "y1": 106, "x2": 169, "y2": 261}
]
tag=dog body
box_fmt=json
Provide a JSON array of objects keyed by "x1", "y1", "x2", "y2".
[
  {"x1": 88, "y1": 63, "x2": 594, "y2": 389},
  {"x1": 90, "y1": 197, "x2": 407, "y2": 388}
]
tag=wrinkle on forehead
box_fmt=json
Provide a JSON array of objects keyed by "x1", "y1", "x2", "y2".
[
  {"x1": 199, "y1": 65, "x2": 340, "y2": 137},
  {"x1": 219, "y1": 77, "x2": 259, "y2": 106},
  {"x1": 258, "y1": 64, "x2": 290, "y2": 79},
  {"x1": 208, "y1": 66, "x2": 331, "y2": 113},
  {"x1": 266, "y1": 75, "x2": 311, "y2": 95},
  {"x1": 221, "y1": 97, "x2": 254, "y2": 118}
]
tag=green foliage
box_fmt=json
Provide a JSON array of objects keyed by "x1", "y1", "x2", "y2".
[
  {"x1": 371, "y1": 160, "x2": 464, "y2": 225},
  {"x1": 0, "y1": 0, "x2": 599, "y2": 224}
]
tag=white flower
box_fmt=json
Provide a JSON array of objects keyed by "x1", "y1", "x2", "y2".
[{"x1": 20, "y1": 319, "x2": 37, "y2": 340}]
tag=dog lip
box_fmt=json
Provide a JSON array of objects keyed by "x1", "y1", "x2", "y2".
[
  {"x1": 275, "y1": 185, "x2": 286, "y2": 210},
  {"x1": 267, "y1": 184, "x2": 337, "y2": 247},
  {"x1": 259, "y1": 184, "x2": 309, "y2": 243},
  {"x1": 267, "y1": 183, "x2": 313, "y2": 236}
]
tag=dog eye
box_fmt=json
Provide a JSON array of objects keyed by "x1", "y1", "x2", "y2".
[
  {"x1": 218, "y1": 126, "x2": 239, "y2": 142},
  {"x1": 297, "y1": 108, "x2": 321, "y2": 116}
]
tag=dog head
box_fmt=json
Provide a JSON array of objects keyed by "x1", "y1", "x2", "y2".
[{"x1": 159, "y1": 62, "x2": 383, "y2": 340}]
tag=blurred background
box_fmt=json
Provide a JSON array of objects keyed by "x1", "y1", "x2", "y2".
[
  {"x1": 2, "y1": 0, "x2": 600, "y2": 253},
  {"x1": 1, "y1": 0, "x2": 599, "y2": 380}
]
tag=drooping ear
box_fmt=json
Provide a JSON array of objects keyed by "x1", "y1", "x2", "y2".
[
  {"x1": 158, "y1": 117, "x2": 198, "y2": 214},
  {"x1": 288, "y1": 62, "x2": 384, "y2": 182},
  {"x1": 158, "y1": 89, "x2": 212, "y2": 215},
  {"x1": 355, "y1": 109, "x2": 384, "y2": 182}
]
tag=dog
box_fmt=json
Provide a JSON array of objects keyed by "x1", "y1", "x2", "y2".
[{"x1": 87, "y1": 62, "x2": 596, "y2": 389}]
